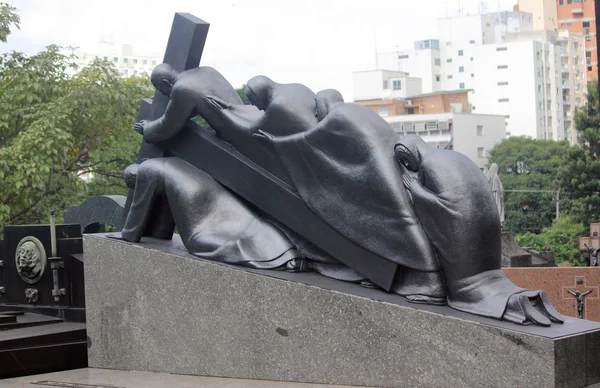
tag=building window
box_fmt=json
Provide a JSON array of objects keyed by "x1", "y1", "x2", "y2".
[
  {"x1": 459, "y1": 66, "x2": 464, "y2": 72},
  {"x1": 133, "y1": 59, "x2": 138, "y2": 64},
  {"x1": 587, "y1": 36, "x2": 592, "y2": 41},
  {"x1": 143, "y1": 60, "x2": 147, "y2": 64},
  {"x1": 447, "y1": 58, "x2": 452, "y2": 63},
  {"x1": 471, "y1": 73, "x2": 474, "y2": 77},
  {"x1": 392, "y1": 80, "x2": 402, "y2": 90},
  {"x1": 458, "y1": 50, "x2": 464, "y2": 56},
  {"x1": 470, "y1": 57, "x2": 474, "y2": 61},
  {"x1": 459, "y1": 82, "x2": 465, "y2": 89},
  {"x1": 505, "y1": 115, "x2": 510, "y2": 119},
  {"x1": 124, "y1": 58, "x2": 129, "y2": 63},
  {"x1": 583, "y1": 21, "x2": 590, "y2": 28},
  {"x1": 103, "y1": 56, "x2": 108, "y2": 61},
  {"x1": 435, "y1": 75, "x2": 441, "y2": 81},
  {"x1": 477, "y1": 125, "x2": 484, "y2": 136},
  {"x1": 379, "y1": 106, "x2": 389, "y2": 117},
  {"x1": 113, "y1": 57, "x2": 118, "y2": 63},
  {"x1": 446, "y1": 42, "x2": 452, "y2": 46},
  {"x1": 559, "y1": 0, "x2": 563, "y2": 4},
  {"x1": 383, "y1": 80, "x2": 389, "y2": 89},
  {"x1": 435, "y1": 58, "x2": 441, "y2": 66},
  {"x1": 152, "y1": 60, "x2": 157, "y2": 65},
  {"x1": 588, "y1": 66, "x2": 593, "y2": 71},
  {"x1": 496, "y1": 47, "x2": 507, "y2": 51},
  {"x1": 472, "y1": 106, "x2": 476, "y2": 110},
  {"x1": 124, "y1": 69, "x2": 128, "y2": 75},
  {"x1": 498, "y1": 81, "x2": 509, "y2": 86},
  {"x1": 567, "y1": 22, "x2": 572, "y2": 27},
  {"x1": 497, "y1": 65, "x2": 508, "y2": 69},
  {"x1": 407, "y1": 107, "x2": 415, "y2": 114},
  {"x1": 398, "y1": 54, "x2": 409, "y2": 59},
  {"x1": 469, "y1": 40, "x2": 475, "y2": 44},
  {"x1": 477, "y1": 147, "x2": 484, "y2": 158},
  {"x1": 498, "y1": 98, "x2": 509, "y2": 102},
  {"x1": 447, "y1": 75, "x2": 453, "y2": 79}
]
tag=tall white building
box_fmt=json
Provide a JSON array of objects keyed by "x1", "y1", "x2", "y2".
[
  {"x1": 75, "y1": 42, "x2": 161, "y2": 78},
  {"x1": 385, "y1": 112, "x2": 507, "y2": 169},
  {"x1": 470, "y1": 40, "x2": 549, "y2": 139},
  {"x1": 438, "y1": 12, "x2": 534, "y2": 91},
  {"x1": 353, "y1": 70, "x2": 422, "y2": 101},
  {"x1": 477, "y1": 29, "x2": 587, "y2": 141},
  {"x1": 376, "y1": 39, "x2": 442, "y2": 94},
  {"x1": 371, "y1": 11, "x2": 586, "y2": 143}
]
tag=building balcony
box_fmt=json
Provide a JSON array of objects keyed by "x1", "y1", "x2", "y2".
[
  {"x1": 562, "y1": 82, "x2": 571, "y2": 89},
  {"x1": 572, "y1": 8, "x2": 583, "y2": 15}
]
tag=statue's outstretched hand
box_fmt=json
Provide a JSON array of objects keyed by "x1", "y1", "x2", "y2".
[
  {"x1": 252, "y1": 129, "x2": 274, "y2": 142},
  {"x1": 134, "y1": 120, "x2": 147, "y2": 135},
  {"x1": 205, "y1": 95, "x2": 230, "y2": 110}
]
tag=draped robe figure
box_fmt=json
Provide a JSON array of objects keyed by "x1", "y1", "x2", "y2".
[
  {"x1": 486, "y1": 163, "x2": 505, "y2": 225},
  {"x1": 123, "y1": 64, "x2": 563, "y2": 326}
]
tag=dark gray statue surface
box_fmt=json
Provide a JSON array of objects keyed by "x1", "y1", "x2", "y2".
[{"x1": 122, "y1": 17, "x2": 564, "y2": 327}]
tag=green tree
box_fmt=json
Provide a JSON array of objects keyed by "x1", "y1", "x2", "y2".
[
  {"x1": 516, "y1": 216, "x2": 588, "y2": 266},
  {"x1": 488, "y1": 137, "x2": 570, "y2": 234},
  {"x1": 0, "y1": 2, "x2": 20, "y2": 43},
  {"x1": 236, "y1": 85, "x2": 250, "y2": 105},
  {"x1": 562, "y1": 81, "x2": 600, "y2": 225},
  {"x1": 0, "y1": 46, "x2": 152, "y2": 226}
]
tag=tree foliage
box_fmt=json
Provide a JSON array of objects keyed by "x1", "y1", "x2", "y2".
[
  {"x1": 0, "y1": 2, "x2": 20, "y2": 43},
  {"x1": 0, "y1": 45, "x2": 152, "y2": 226},
  {"x1": 563, "y1": 81, "x2": 600, "y2": 225},
  {"x1": 488, "y1": 137, "x2": 570, "y2": 234},
  {"x1": 516, "y1": 216, "x2": 588, "y2": 266}
]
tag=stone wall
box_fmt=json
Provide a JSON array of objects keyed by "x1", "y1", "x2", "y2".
[{"x1": 504, "y1": 267, "x2": 600, "y2": 321}]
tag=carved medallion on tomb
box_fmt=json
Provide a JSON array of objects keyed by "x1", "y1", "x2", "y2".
[
  {"x1": 25, "y1": 288, "x2": 39, "y2": 304},
  {"x1": 15, "y1": 236, "x2": 46, "y2": 284}
]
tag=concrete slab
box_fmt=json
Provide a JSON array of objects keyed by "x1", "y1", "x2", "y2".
[
  {"x1": 84, "y1": 235, "x2": 600, "y2": 388},
  {"x1": 2, "y1": 368, "x2": 354, "y2": 387}
]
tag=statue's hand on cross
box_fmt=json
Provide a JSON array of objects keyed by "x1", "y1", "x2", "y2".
[{"x1": 134, "y1": 120, "x2": 148, "y2": 135}]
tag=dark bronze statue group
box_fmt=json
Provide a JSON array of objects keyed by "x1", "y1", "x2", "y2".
[{"x1": 121, "y1": 63, "x2": 564, "y2": 327}]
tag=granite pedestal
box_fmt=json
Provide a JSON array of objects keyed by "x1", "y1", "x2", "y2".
[{"x1": 84, "y1": 235, "x2": 600, "y2": 388}]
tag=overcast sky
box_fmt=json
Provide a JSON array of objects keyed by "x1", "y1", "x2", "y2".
[{"x1": 2, "y1": 0, "x2": 516, "y2": 100}]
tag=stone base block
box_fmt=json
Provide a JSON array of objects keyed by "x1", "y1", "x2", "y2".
[{"x1": 84, "y1": 235, "x2": 600, "y2": 388}]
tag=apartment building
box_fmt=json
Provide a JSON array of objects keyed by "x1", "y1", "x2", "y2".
[
  {"x1": 385, "y1": 112, "x2": 507, "y2": 169},
  {"x1": 516, "y1": 0, "x2": 558, "y2": 31},
  {"x1": 370, "y1": 12, "x2": 586, "y2": 143},
  {"x1": 376, "y1": 39, "x2": 442, "y2": 94},
  {"x1": 555, "y1": 0, "x2": 597, "y2": 80},
  {"x1": 352, "y1": 70, "x2": 422, "y2": 101},
  {"x1": 470, "y1": 29, "x2": 586, "y2": 141},
  {"x1": 75, "y1": 42, "x2": 160, "y2": 78},
  {"x1": 354, "y1": 89, "x2": 471, "y2": 117},
  {"x1": 437, "y1": 12, "x2": 534, "y2": 91}
]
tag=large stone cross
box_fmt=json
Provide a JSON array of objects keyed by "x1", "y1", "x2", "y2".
[{"x1": 127, "y1": 13, "x2": 400, "y2": 291}]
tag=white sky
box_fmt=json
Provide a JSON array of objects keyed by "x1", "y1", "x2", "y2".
[{"x1": 2, "y1": 0, "x2": 516, "y2": 100}]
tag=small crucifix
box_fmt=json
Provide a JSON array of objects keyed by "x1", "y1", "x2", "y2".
[{"x1": 567, "y1": 289, "x2": 592, "y2": 319}]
